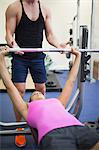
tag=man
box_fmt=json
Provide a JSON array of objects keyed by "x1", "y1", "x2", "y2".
[{"x1": 5, "y1": 0, "x2": 67, "y2": 147}]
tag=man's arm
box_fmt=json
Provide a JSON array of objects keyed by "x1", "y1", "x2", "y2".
[
  {"x1": 5, "y1": 4, "x2": 18, "y2": 47},
  {"x1": 58, "y1": 49, "x2": 81, "y2": 108},
  {"x1": 44, "y1": 7, "x2": 64, "y2": 48},
  {"x1": 0, "y1": 48, "x2": 27, "y2": 120}
]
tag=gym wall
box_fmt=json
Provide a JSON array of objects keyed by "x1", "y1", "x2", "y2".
[
  {"x1": 0, "y1": 0, "x2": 15, "y2": 43},
  {"x1": 43, "y1": 0, "x2": 77, "y2": 70}
]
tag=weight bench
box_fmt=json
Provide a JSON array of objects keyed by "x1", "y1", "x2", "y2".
[
  {"x1": 0, "y1": 88, "x2": 80, "y2": 144},
  {"x1": 0, "y1": 121, "x2": 38, "y2": 144}
]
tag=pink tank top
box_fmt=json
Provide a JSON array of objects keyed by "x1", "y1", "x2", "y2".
[{"x1": 27, "y1": 98, "x2": 84, "y2": 143}]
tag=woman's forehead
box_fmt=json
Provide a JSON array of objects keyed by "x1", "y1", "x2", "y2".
[{"x1": 32, "y1": 91, "x2": 42, "y2": 96}]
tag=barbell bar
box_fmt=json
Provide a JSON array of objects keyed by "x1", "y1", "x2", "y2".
[
  {"x1": 9, "y1": 48, "x2": 99, "y2": 53},
  {"x1": 0, "y1": 129, "x2": 31, "y2": 136},
  {"x1": 0, "y1": 121, "x2": 27, "y2": 129}
]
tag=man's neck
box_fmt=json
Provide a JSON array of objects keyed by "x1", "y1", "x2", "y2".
[{"x1": 24, "y1": 0, "x2": 38, "y2": 4}]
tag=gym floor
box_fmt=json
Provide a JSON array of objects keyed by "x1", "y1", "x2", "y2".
[{"x1": 0, "y1": 71, "x2": 99, "y2": 149}]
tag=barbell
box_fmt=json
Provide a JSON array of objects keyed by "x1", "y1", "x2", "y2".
[{"x1": 9, "y1": 48, "x2": 99, "y2": 53}]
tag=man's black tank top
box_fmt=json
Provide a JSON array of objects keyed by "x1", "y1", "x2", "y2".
[{"x1": 14, "y1": 0, "x2": 45, "y2": 59}]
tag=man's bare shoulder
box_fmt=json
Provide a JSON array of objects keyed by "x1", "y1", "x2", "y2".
[
  {"x1": 40, "y1": 1, "x2": 51, "y2": 17},
  {"x1": 6, "y1": 0, "x2": 20, "y2": 15}
]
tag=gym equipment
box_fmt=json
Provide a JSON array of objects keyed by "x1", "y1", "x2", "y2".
[
  {"x1": 0, "y1": 121, "x2": 30, "y2": 135},
  {"x1": 85, "y1": 117, "x2": 99, "y2": 133},
  {"x1": 80, "y1": 52, "x2": 91, "y2": 82},
  {"x1": 0, "y1": 48, "x2": 99, "y2": 140},
  {"x1": 0, "y1": 121, "x2": 27, "y2": 130},
  {"x1": 79, "y1": 25, "x2": 88, "y2": 49},
  {"x1": 75, "y1": 24, "x2": 90, "y2": 117},
  {"x1": 0, "y1": 121, "x2": 38, "y2": 143},
  {"x1": 46, "y1": 72, "x2": 62, "y2": 92},
  {"x1": 8, "y1": 47, "x2": 99, "y2": 53}
]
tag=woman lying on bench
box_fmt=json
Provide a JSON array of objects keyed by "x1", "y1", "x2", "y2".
[{"x1": 0, "y1": 47, "x2": 99, "y2": 150}]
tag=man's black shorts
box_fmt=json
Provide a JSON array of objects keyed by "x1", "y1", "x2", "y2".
[{"x1": 11, "y1": 55, "x2": 47, "y2": 83}]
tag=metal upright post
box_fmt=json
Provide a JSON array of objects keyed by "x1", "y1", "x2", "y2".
[
  {"x1": 67, "y1": 0, "x2": 82, "y2": 118},
  {"x1": 90, "y1": 0, "x2": 96, "y2": 81},
  {"x1": 76, "y1": 0, "x2": 80, "y2": 48},
  {"x1": 74, "y1": 0, "x2": 85, "y2": 118}
]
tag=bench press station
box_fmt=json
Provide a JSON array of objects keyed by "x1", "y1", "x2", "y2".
[{"x1": 0, "y1": 48, "x2": 99, "y2": 143}]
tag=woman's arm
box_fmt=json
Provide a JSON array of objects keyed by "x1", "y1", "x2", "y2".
[
  {"x1": 0, "y1": 47, "x2": 27, "y2": 120},
  {"x1": 58, "y1": 48, "x2": 81, "y2": 108}
]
